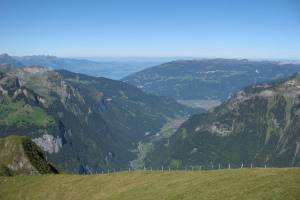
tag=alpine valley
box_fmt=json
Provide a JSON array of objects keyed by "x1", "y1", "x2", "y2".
[
  {"x1": 0, "y1": 54, "x2": 300, "y2": 174},
  {"x1": 0, "y1": 61, "x2": 195, "y2": 173},
  {"x1": 2, "y1": 1, "x2": 300, "y2": 199}
]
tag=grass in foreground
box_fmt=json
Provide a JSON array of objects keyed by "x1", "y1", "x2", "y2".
[{"x1": 0, "y1": 168, "x2": 300, "y2": 200}]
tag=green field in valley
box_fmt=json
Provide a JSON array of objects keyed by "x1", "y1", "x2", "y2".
[{"x1": 0, "y1": 168, "x2": 299, "y2": 200}]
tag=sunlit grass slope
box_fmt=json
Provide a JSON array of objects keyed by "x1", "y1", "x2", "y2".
[{"x1": 0, "y1": 168, "x2": 299, "y2": 200}]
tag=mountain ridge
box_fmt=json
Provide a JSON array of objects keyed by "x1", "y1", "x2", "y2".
[
  {"x1": 123, "y1": 59, "x2": 300, "y2": 103},
  {"x1": 142, "y1": 72, "x2": 300, "y2": 168},
  {"x1": 0, "y1": 135, "x2": 58, "y2": 176},
  {"x1": 0, "y1": 53, "x2": 164, "y2": 79}
]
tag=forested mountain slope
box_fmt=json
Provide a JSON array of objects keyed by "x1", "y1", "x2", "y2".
[
  {"x1": 0, "y1": 65, "x2": 193, "y2": 172},
  {"x1": 144, "y1": 73, "x2": 300, "y2": 168}
]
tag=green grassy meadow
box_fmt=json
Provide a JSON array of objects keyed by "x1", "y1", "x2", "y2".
[{"x1": 0, "y1": 168, "x2": 299, "y2": 200}]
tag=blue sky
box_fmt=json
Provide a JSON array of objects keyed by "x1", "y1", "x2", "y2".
[{"x1": 0, "y1": 0, "x2": 299, "y2": 59}]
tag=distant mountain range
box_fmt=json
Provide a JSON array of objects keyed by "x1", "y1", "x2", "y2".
[
  {"x1": 0, "y1": 53, "x2": 165, "y2": 79},
  {"x1": 123, "y1": 59, "x2": 300, "y2": 103},
  {"x1": 0, "y1": 64, "x2": 194, "y2": 172},
  {"x1": 0, "y1": 53, "x2": 23, "y2": 67},
  {"x1": 144, "y1": 72, "x2": 300, "y2": 168}
]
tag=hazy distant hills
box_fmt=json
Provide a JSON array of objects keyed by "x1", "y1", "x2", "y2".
[
  {"x1": 0, "y1": 53, "x2": 164, "y2": 79},
  {"x1": 0, "y1": 53, "x2": 23, "y2": 67},
  {"x1": 0, "y1": 65, "x2": 193, "y2": 172},
  {"x1": 123, "y1": 59, "x2": 300, "y2": 103},
  {"x1": 144, "y1": 73, "x2": 300, "y2": 168}
]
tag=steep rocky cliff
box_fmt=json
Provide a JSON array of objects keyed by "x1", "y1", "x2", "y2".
[{"x1": 0, "y1": 135, "x2": 58, "y2": 176}]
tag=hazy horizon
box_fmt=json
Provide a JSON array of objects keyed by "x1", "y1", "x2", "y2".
[{"x1": 2, "y1": 53, "x2": 300, "y2": 63}]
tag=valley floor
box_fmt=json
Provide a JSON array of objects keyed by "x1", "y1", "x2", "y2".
[{"x1": 0, "y1": 168, "x2": 299, "y2": 200}]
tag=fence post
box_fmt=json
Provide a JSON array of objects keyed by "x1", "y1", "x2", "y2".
[
  {"x1": 218, "y1": 163, "x2": 221, "y2": 169},
  {"x1": 161, "y1": 165, "x2": 164, "y2": 172},
  {"x1": 228, "y1": 163, "x2": 231, "y2": 169},
  {"x1": 251, "y1": 163, "x2": 253, "y2": 168},
  {"x1": 241, "y1": 163, "x2": 243, "y2": 168}
]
